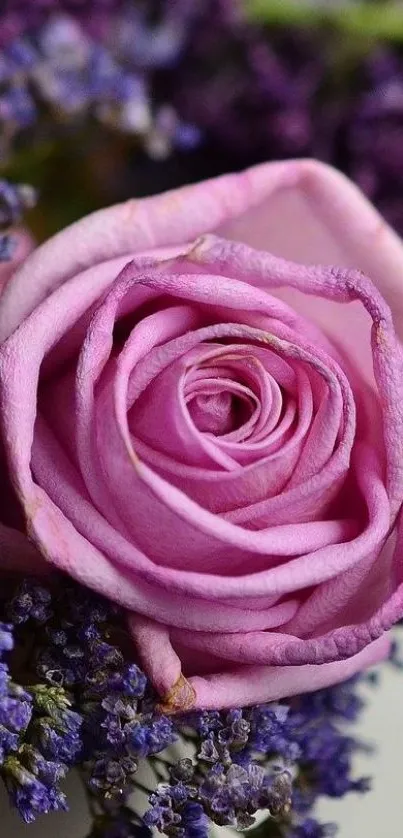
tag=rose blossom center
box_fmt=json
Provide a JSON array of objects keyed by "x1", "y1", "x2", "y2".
[
  {"x1": 183, "y1": 352, "x2": 282, "y2": 441},
  {"x1": 186, "y1": 385, "x2": 256, "y2": 436}
]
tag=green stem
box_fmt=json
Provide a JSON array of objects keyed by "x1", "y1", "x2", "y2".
[{"x1": 244, "y1": 0, "x2": 403, "y2": 42}]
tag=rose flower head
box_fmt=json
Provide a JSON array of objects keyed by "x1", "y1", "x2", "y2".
[{"x1": 1, "y1": 160, "x2": 403, "y2": 710}]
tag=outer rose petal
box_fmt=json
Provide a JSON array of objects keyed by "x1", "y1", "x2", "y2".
[
  {"x1": 0, "y1": 228, "x2": 41, "y2": 574},
  {"x1": 219, "y1": 160, "x2": 403, "y2": 337},
  {"x1": 188, "y1": 635, "x2": 390, "y2": 709},
  {"x1": 130, "y1": 615, "x2": 390, "y2": 709},
  {"x1": 3, "y1": 159, "x2": 403, "y2": 339}
]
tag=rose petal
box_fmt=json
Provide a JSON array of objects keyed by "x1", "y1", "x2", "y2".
[{"x1": 188, "y1": 634, "x2": 390, "y2": 709}]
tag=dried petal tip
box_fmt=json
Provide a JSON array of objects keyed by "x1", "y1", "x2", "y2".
[{"x1": 157, "y1": 674, "x2": 196, "y2": 715}]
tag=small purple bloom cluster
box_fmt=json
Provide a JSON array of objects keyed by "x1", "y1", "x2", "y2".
[
  {"x1": 3, "y1": 747, "x2": 69, "y2": 823},
  {"x1": 0, "y1": 614, "x2": 73, "y2": 821},
  {"x1": 144, "y1": 684, "x2": 370, "y2": 838},
  {"x1": 0, "y1": 1, "x2": 201, "y2": 164},
  {"x1": 0, "y1": 622, "x2": 32, "y2": 762},
  {"x1": 6, "y1": 577, "x2": 53, "y2": 623},
  {"x1": 30, "y1": 584, "x2": 176, "y2": 805},
  {"x1": 0, "y1": 583, "x2": 84, "y2": 821},
  {"x1": 0, "y1": 179, "x2": 36, "y2": 261},
  {"x1": 0, "y1": 577, "x2": 374, "y2": 837}
]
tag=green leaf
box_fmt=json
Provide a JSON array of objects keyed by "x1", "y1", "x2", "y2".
[{"x1": 244, "y1": 0, "x2": 403, "y2": 42}]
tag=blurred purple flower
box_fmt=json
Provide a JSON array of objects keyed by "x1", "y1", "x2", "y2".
[
  {"x1": 170, "y1": 1, "x2": 325, "y2": 163},
  {"x1": 340, "y1": 48, "x2": 403, "y2": 235},
  {"x1": 0, "y1": 3, "x2": 201, "y2": 161}
]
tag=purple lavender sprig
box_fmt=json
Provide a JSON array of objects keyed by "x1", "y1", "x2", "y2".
[
  {"x1": 6, "y1": 577, "x2": 53, "y2": 623},
  {"x1": 144, "y1": 687, "x2": 369, "y2": 838},
  {"x1": 0, "y1": 4, "x2": 201, "y2": 162},
  {"x1": 0, "y1": 179, "x2": 36, "y2": 261},
  {"x1": 0, "y1": 577, "x2": 374, "y2": 836},
  {"x1": 2, "y1": 747, "x2": 68, "y2": 823},
  {"x1": 0, "y1": 622, "x2": 33, "y2": 762},
  {"x1": 0, "y1": 585, "x2": 82, "y2": 821}
]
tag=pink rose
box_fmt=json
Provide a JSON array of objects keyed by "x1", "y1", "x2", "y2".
[{"x1": 1, "y1": 160, "x2": 403, "y2": 710}]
